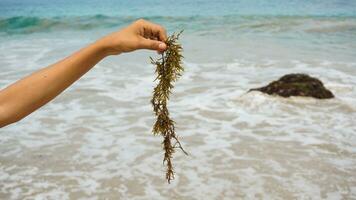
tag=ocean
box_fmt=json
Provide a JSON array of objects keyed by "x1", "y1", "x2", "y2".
[{"x1": 0, "y1": 0, "x2": 356, "y2": 199}]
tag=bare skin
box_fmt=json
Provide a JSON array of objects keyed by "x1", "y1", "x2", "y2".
[{"x1": 0, "y1": 19, "x2": 167, "y2": 128}]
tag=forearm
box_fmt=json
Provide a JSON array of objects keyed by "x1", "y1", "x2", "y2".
[
  {"x1": 0, "y1": 19, "x2": 167, "y2": 128},
  {"x1": 0, "y1": 41, "x2": 107, "y2": 127}
]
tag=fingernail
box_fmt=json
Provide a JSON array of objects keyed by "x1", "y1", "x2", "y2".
[{"x1": 158, "y1": 43, "x2": 166, "y2": 50}]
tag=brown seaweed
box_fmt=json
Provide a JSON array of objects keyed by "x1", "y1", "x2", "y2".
[{"x1": 150, "y1": 30, "x2": 188, "y2": 183}]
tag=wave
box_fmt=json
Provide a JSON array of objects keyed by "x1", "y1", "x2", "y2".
[
  {"x1": 0, "y1": 15, "x2": 131, "y2": 34},
  {"x1": 1, "y1": 15, "x2": 356, "y2": 35},
  {"x1": 0, "y1": 15, "x2": 209, "y2": 34}
]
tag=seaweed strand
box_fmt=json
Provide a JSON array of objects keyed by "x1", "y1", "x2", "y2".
[{"x1": 150, "y1": 30, "x2": 187, "y2": 183}]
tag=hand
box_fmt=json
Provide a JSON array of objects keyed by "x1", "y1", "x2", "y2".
[
  {"x1": 0, "y1": 19, "x2": 168, "y2": 127},
  {"x1": 97, "y1": 19, "x2": 168, "y2": 56}
]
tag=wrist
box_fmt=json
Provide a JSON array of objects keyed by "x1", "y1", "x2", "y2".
[
  {"x1": 93, "y1": 37, "x2": 123, "y2": 57},
  {"x1": 92, "y1": 39, "x2": 113, "y2": 58}
]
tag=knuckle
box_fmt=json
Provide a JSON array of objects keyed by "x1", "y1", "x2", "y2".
[
  {"x1": 158, "y1": 25, "x2": 165, "y2": 32},
  {"x1": 159, "y1": 25, "x2": 166, "y2": 31},
  {"x1": 136, "y1": 18, "x2": 146, "y2": 25}
]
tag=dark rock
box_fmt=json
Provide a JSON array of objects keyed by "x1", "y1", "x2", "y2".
[{"x1": 249, "y1": 73, "x2": 334, "y2": 99}]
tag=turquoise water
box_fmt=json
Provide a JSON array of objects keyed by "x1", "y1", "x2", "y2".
[
  {"x1": 1, "y1": 1, "x2": 356, "y2": 199},
  {"x1": 1, "y1": 0, "x2": 355, "y2": 61},
  {"x1": 1, "y1": 0, "x2": 356, "y2": 34},
  {"x1": 1, "y1": 0, "x2": 356, "y2": 17}
]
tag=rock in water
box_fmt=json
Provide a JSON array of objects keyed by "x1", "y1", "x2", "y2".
[{"x1": 250, "y1": 73, "x2": 334, "y2": 99}]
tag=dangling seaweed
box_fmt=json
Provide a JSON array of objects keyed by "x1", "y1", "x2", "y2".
[{"x1": 150, "y1": 30, "x2": 188, "y2": 183}]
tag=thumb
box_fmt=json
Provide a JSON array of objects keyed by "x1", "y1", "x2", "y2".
[{"x1": 139, "y1": 38, "x2": 167, "y2": 51}]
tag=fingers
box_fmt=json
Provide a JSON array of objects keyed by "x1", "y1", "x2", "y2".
[
  {"x1": 139, "y1": 38, "x2": 167, "y2": 51},
  {"x1": 136, "y1": 19, "x2": 167, "y2": 42},
  {"x1": 134, "y1": 19, "x2": 168, "y2": 52}
]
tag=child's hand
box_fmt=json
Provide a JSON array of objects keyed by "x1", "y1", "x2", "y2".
[{"x1": 97, "y1": 19, "x2": 168, "y2": 56}]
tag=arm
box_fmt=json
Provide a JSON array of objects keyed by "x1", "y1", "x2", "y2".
[{"x1": 0, "y1": 19, "x2": 167, "y2": 128}]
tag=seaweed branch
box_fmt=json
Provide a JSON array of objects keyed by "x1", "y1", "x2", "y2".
[{"x1": 150, "y1": 30, "x2": 187, "y2": 183}]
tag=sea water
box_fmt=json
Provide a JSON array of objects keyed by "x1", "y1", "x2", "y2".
[{"x1": 0, "y1": 0, "x2": 356, "y2": 199}]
